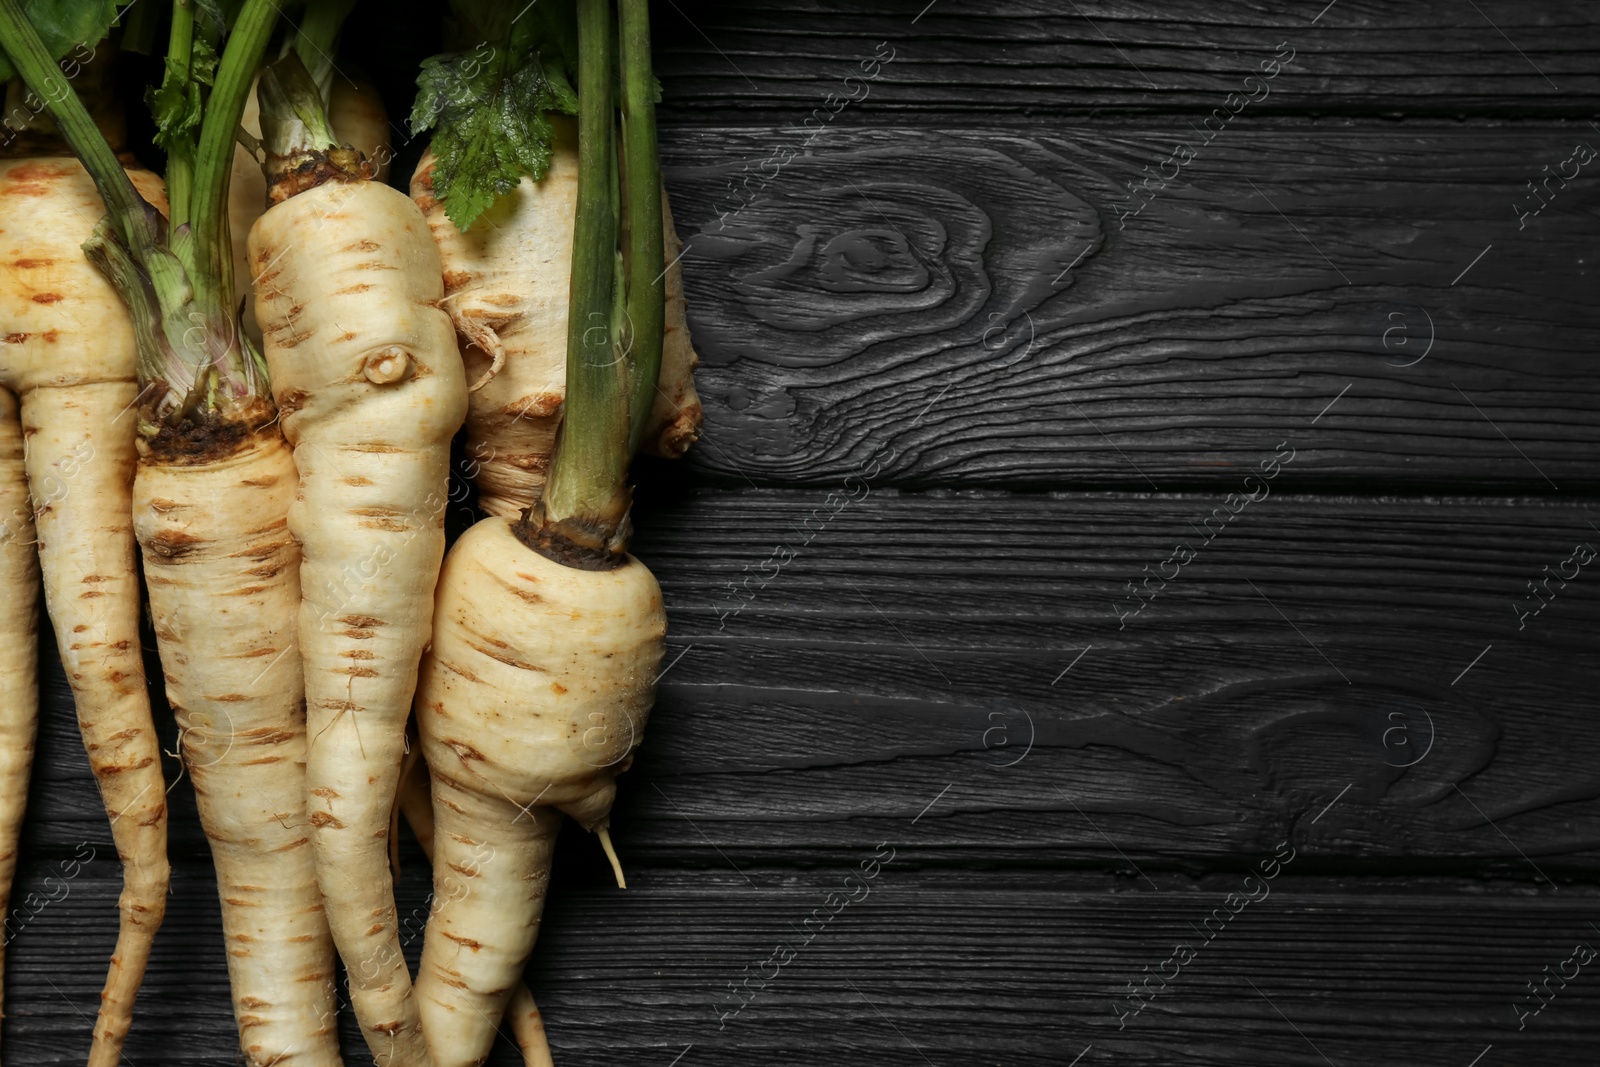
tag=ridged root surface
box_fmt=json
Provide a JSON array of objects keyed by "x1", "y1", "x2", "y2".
[
  {"x1": 0, "y1": 157, "x2": 171, "y2": 1067},
  {"x1": 133, "y1": 434, "x2": 342, "y2": 1067},
  {"x1": 251, "y1": 177, "x2": 467, "y2": 1067},
  {"x1": 414, "y1": 517, "x2": 664, "y2": 1065}
]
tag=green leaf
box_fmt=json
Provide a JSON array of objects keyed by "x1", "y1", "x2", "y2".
[
  {"x1": 147, "y1": 34, "x2": 217, "y2": 152},
  {"x1": 0, "y1": 0, "x2": 123, "y2": 81},
  {"x1": 411, "y1": 39, "x2": 577, "y2": 231}
]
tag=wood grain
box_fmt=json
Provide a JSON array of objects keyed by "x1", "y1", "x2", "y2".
[
  {"x1": 617, "y1": 489, "x2": 1600, "y2": 874},
  {"x1": 653, "y1": 0, "x2": 1600, "y2": 120},
  {"x1": 7, "y1": 862, "x2": 1597, "y2": 1066},
  {"x1": 664, "y1": 126, "x2": 1599, "y2": 489}
]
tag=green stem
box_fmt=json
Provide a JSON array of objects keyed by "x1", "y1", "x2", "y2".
[
  {"x1": 292, "y1": 0, "x2": 357, "y2": 101},
  {"x1": 538, "y1": 0, "x2": 630, "y2": 546},
  {"x1": 163, "y1": 0, "x2": 194, "y2": 233},
  {"x1": 189, "y1": 0, "x2": 277, "y2": 320},
  {"x1": 0, "y1": 0, "x2": 282, "y2": 427},
  {"x1": 257, "y1": 51, "x2": 339, "y2": 157},
  {"x1": 0, "y1": 0, "x2": 162, "y2": 251},
  {"x1": 618, "y1": 0, "x2": 663, "y2": 455}
]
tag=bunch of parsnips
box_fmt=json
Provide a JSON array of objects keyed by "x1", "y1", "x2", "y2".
[{"x1": 0, "y1": 1, "x2": 699, "y2": 1063}]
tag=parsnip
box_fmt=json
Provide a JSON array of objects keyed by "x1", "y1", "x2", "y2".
[
  {"x1": 414, "y1": 518, "x2": 662, "y2": 1062},
  {"x1": 411, "y1": 123, "x2": 702, "y2": 520},
  {"x1": 0, "y1": 155, "x2": 169, "y2": 1067},
  {"x1": 0, "y1": 387, "x2": 37, "y2": 1058},
  {"x1": 127, "y1": 20, "x2": 350, "y2": 1066},
  {"x1": 410, "y1": 2, "x2": 674, "y2": 1060},
  {"x1": 229, "y1": 76, "x2": 391, "y2": 345},
  {"x1": 133, "y1": 431, "x2": 340, "y2": 1067},
  {"x1": 250, "y1": 61, "x2": 466, "y2": 1058},
  {"x1": 0, "y1": 3, "x2": 345, "y2": 1061},
  {"x1": 397, "y1": 761, "x2": 555, "y2": 1067}
]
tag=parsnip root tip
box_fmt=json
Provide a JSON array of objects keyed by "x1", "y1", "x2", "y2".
[{"x1": 597, "y1": 825, "x2": 627, "y2": 889}]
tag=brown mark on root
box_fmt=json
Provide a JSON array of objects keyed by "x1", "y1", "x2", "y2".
[
  {"x1": 443, "y1": 932, "x2": 483, "y2": 951},
  {"x1": 266, "y1": 147, "x2": 372, "y2": 204},
  {"x1": 466, "y1": 642, "x2": 545, "y2": 673},
  {"x1": 342, "y1": 240, "x2": 381, "y2": 253},
  {"x1": 308, "y1": 811, "x2": 345, "y2": 829},
  {"x1": 439, "y1": 660, "x2": 484, "y2": 684},
  {"x1": 144, "y1": 528, "x2": 207, "y2": 560},
  {"x1": 445, "y1": 740, "x2": 487, "y2": 764},
  {"x1": 243, "y1": 728, "x2": 297, "y2": 746},
  {"x1": 506, "y1": 392, "x2": 563, "y2": 422},
  {"x1": 334, "y1": 666, "x2": 380, "y2": 678},
  {"x1": 513, "y1": 512, "x2": 627, "y2": 571},
  {"x1": 144, "y1": 408, "x2": 270, "y2": 464},
  {"x1": 95, "y1": 757, "x2": 154, "y2": 777},
  {"x1": 275, "y1": 388, "x2": 310, "y2": 416},
  {"x1": 498, "y1": 577, "x2": 543, "y2": 604},
  {"x1": 30, "y1": 292, "x2": 61, "y2": 303}
]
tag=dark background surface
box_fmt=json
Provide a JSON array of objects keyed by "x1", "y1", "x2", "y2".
[{"x1": 11, "y1": 1, "x2": 1600, "y2": 1064}]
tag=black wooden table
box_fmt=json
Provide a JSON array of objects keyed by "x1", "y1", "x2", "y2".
[{"x1": 10, "y1": 2, "x2": 1600, "y2": 1063}]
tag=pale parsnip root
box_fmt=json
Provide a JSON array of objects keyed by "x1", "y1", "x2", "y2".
[
  {"x1": 230, "y1": 77, "x2": 392, "y2": 345},
  {"x1": 0, "y1": 158, "x2": 170, "y2": 1067},
  {"x1": 411, "y1": 120, "x2": 703, "y2": 520},
  {"x1": 133, "y1": 433, "x2": 341, "y2": 1067},
  {"x1": 414, "y1": 517, "x2": 665, "y2": 1065},
  {"x1": 251, "y1": 177, "x2": 466, "y2": 1067},
  {"x1": 0, "y1": 386, "x2": 39, "y2": 1060},
  {"x1": 397, "y1": 760, "x2": 555, "y2": 1067}
]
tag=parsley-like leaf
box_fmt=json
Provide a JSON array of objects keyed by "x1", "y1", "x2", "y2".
[
  {"x1": 411, "y1": 37, "x2": 578, "y2": 231},
  {"x1": 0, "y1": 0, "x2": 123, "y2": 81},
  {"x1": 147, "y1": 35, "x2": 218, "y2": 152}
]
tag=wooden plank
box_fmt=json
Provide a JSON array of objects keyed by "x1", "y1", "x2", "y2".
[
  {"x1": 652, "y1": 0, "x2": 1600, "y2": 120},
  {"x1": 623, "y1": 489, "x2": 1600, "y2": 873},
  {"x1": 27, "y1": 491, "x2": 1600, "y2": 872},
  {"x1": 663, "y1": 126, "x2": 1600, "y2": 489},
  {"x1": 6, "y1": 861, "x2": 1596, "y2": 1065}
]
